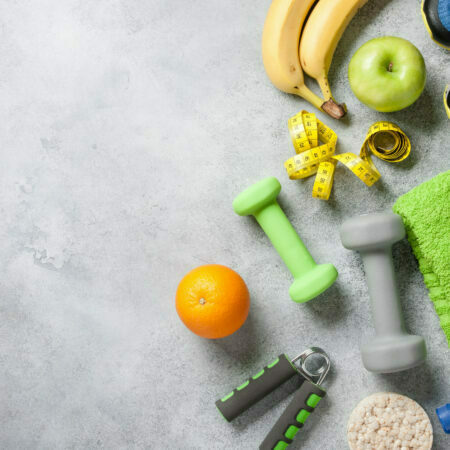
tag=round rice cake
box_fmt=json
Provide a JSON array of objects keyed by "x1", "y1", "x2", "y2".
[{"x1": 347, "y1": 392, "x2": 433, "y2": 449}]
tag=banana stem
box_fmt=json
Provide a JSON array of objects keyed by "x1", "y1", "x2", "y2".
[
  {"x1": 295, "y1": 84, "x2": 326, "y2": 110},
  {"x1": 322, "y1": 99, "x2": 347, "y2": 119},
  {"x1": 295, "y1": 84, "x2": 345, "y2": 120},
  {"x1": 317, "y1": 74, "x2": 332, "y2": 100},
  {"x1": 317, "y1": 73, "x2": 347, "y2": 119}
]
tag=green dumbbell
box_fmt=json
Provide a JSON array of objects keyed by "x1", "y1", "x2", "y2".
[{"x1": 233, "y1": 177, "x2": 338, "y2": 302}]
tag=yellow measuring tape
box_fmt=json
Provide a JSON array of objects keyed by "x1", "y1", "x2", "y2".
[{"x1": 284, "y1": 111, "x2": 411, "y2": 200}]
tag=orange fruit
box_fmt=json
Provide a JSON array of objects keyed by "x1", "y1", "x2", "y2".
[{"x1": 176, "y1": 264, "x2": 250, "y2": 339}]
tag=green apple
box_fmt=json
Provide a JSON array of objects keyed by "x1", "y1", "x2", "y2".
[{"x1": 348, "y1": 36, "x2": 426, "y2": 112}]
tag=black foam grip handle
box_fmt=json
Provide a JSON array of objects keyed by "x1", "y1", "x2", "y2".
[
  {"x1": 215, "y1": 354, "x2": 298, "y2": 422},
  {"x1": 259, "y1": 380, "x2": 326, "y2": 450}
]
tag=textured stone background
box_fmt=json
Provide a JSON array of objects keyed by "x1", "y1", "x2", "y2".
[{"x1": 0, "y1": 0, "x2": 449, "y2": 449}]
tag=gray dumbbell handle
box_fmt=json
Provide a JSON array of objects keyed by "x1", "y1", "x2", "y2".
[{"x1": 361, "y1": 249, "x2": 405, "y2": 336}]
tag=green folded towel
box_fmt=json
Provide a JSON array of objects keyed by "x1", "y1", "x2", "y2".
[{"x1": 393, "y1": 170, "x2": 450, "y2": 346}]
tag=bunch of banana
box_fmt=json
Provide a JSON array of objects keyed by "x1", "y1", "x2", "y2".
[{"x1": 262, "y1": 0, "x2": 368, "y2": 119}]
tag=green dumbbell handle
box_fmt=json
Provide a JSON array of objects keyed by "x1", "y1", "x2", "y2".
[
  {"x1": 259, "y1": 380, "x2": 326, "y2": 450},
  {"x1": 255, "y1": 203, "x2": 316, "y2": 278},
  {"x1": 233, "y1": 177, "x2": 338, "y2": 303},
  {"x1": 215, "y1": 354, "x2": 299, "y2": 422}
]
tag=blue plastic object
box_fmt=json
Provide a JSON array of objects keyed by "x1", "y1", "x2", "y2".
[
  {"x1": 438, "y1": 0, "x2": 450, "y2": 31},
  {"x1": 436, "y1": 403, "x2": 450, "y2": 434}
]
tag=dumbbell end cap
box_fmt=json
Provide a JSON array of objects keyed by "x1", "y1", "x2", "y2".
[
  {"x1": 233, "y1": 177, "x2": 281, "y2": 216},
  {"x1": 361, "y1": 334, "x2": 427, "y2": 373},
  {"x1": 340, "y1": 212, "x2": 405, "y2": 251},
  {"x1": 289, "y1": 263, "x2": 338, "y2": 303}
]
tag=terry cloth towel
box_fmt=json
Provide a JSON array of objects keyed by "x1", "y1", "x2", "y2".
[{"x1": 393, "y1": 170, "x2": 450, "y2": 345}]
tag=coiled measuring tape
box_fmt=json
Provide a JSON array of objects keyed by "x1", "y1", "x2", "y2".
[
  {"x1": 284, "y1": 111, "x2": 411, "y2": 200},
  {"x1": 444, "y1": 84, "x2": 450, "y2": 118}
]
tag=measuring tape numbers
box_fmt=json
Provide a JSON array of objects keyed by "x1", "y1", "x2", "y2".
[{"x1": 284, "y1": 111, "x2": 411, "y2": 200}]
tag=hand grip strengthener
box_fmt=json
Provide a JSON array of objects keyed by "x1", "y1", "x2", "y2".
[{"x1": 215, "y1": 347, "x2": 331, "y2": 449}]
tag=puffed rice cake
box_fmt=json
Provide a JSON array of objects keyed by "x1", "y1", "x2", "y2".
[{"x1": 347, "y1": 392, "x2": 432, "y2": 449}]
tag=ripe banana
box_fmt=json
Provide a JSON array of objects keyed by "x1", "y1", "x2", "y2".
[
  {"x1": 299, "y1": 0, "x2": 369, "y2": 103},
  {"x1": 262, "y1": 0, "x2": 346, "y2": 119}
]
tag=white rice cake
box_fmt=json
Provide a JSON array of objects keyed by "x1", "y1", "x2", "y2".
[{"x1": 347, "y1": 392, "x2": 433, "y2": 449}]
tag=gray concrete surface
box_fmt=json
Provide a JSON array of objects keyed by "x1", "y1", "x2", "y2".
[{"x1": 0, "y1": 0, "x2": 449, "y2": 448}]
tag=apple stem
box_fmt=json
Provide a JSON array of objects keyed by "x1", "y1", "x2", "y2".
[{"x1": 388, "y1": 62, "x2": 393, "y2": 72}]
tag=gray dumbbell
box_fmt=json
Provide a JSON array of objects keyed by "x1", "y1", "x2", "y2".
[{"x1": 340, "y1": 212, "x2": 427, "y2": 373}]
